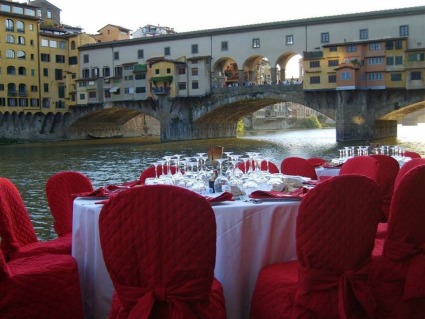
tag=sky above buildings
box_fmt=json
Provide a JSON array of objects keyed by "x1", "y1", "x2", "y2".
[{"x1": 55, "y1": 0, "x2": 425, "y2": 35}]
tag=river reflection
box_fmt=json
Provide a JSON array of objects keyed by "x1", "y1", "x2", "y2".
[{"x1": 1, "y1": 126, "x2": 424, "y2": 240}]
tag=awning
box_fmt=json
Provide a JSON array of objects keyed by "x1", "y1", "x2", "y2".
[
  {"x1": 109, "y1": 87, "x2": 119, "y2": 93},
  {"x1": 151, "y1": 75, "x2": 173, "y2": 83}
]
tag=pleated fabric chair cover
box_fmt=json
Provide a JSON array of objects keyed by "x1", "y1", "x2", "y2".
[
  {"x1": 403, "y1": 150, "x2": 421, "y2": 159},
  {"x1": 306, "y1": 157, "x2": 328, "y2": 167},
  {"x1": 369, "y1": 155, "x2": 400, "y2": 220},
  {"x1": 99, "y1": 185, "x2": 226, "y2": 319},
  {"x1": 339, "y1": 156, "x2": 380, "y2": 182},
  {"x1": 139, "y1": 165, "x2": 180, "y2": 184},
  {"x1": 371, "y1": 165, "x2": 425, "y2": 319},
  {"x1": 237, "y1": 160, "x2": 280, "y2": 173},
  {"x1": 394, "y1": 158, "x2": 425, "y2": 190},
  {"x1": 250, "y1": 174, "x2": 382, "y2": 319},
  {"x1": 0, "y1": 177, "x2": 71, "y2": 261},
  {"x1": 0, "y1": 247, "x2": 84, "y2": 319},
  {"x1": 46, "y1": 171, "x2": 93, "y2": 237},
  {"x1": 280, "y1": 157, "x2": 318, "y2": 180}
]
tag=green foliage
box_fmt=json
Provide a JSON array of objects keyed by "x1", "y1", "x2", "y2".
[
  {"x1": 302, "y1": 116, "x2": 322, "y2": 129},
  {"x1": 237, "y1": 119, "x2": 244, "y2": 132}
]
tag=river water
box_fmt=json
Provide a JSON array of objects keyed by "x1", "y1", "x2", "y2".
[{"x1": 1, "y1": 125, "x2": 424, "y2": 240}]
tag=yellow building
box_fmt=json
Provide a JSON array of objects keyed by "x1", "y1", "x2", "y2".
[
  {"x1": 0, "y1": 0, "x2": 41, "y2": 111},
  {"x1": 92, "y1": 24, "x2": 131, "y2": 43}
]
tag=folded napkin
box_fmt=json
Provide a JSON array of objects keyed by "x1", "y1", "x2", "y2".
[
  {"x1": 72, "y1": 187, "x2": 110, "y2": 198},
  {"x1": 323, "y1": 162, "x2": 343, "y2": 168},
  {"x1": 204, "y1": 191, "x2": 234, "y2": 203},
  {"x1": 249, "y1": 187, "x2": 308, "y2": 200}
]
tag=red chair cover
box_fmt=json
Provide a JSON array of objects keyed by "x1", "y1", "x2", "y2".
[
  {"x1": 404, "y1": 150, "x2": 421, "y2": 159},
  {"x1": 280, "y1": 157, "x2": 318, "y2": 179},
  {"x1": 394, "y1": 158, "x2": 425, "y2": 190},
  {"x1": 139, "y1": 165, "x2": 180, "y2": 184},
  {"x1": 0, "y1": 247, "x2": 84, "y2": 319},
  {"x1": 251, "y1": 174, "x2": 382, "y2": 319},
  {"x1": 99, "y1": 185, "x2": 226, "y2": 319},
  {"x1": 369, "y1": 155, "x2": 400, "y2": 220},
  {"x1": 306, "y1": 157, "x2": 328, "y2": 167},
  {"x1": 371, "y1": 165, "x2": 425, "y2": 318},
  {"x1": 237, "y1": 160, "x2": 279, "y2": 173},
  {"x1": 46, "y1": 171, "x2": 93, "y2": 237},
  {"x1": 0, "y1": 177, "x2": 71, "y2": 261},
  {"x1": 339, "y1": 156, "x2": 380, "y2": 182}
]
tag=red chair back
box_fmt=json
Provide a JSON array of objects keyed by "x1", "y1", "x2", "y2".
[
  {"x1": 339, "y1": 156, "x2": 380, "y2": 182},
  {"x1": 237, "y1": 160, "x2": 279, "y2": 173},
  {"x1": 306, "y1": 157, "x2": 327, "y2": 167},
  {"x1": 369, "y1": 155, "x2": 400, "y2": 219},
  {"x1": 394, "y1": 158, "x2": 425, "y2": 189},
  {"x1": 139, "y1": 165, "x2": 179, "y2": 184},
  {"x1": 372, "y1": 165, "x2": 425, "y2": 317},
  {"x1": 280, "y1": 157, "x2": 317, "y2": 179},
  {"x1": 294, "y1": 174, "x2": 382, "y2": 317},
  {"x1": 46, "y1": 171, "x2": 93, "y2": 237},
  {"x1": 404, "y1": 150, "x2": 421, "y2": 159},
  {"x1": 99, "y1": 185, "x2": 224, "y2": 318},
  {"x1": 0, "y1": 178, "x2": 38, "y2": 257}
]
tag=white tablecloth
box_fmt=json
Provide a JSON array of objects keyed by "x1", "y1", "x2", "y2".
[{"x1": 72, "y1": 197, "x2": 301, "y2": 319}]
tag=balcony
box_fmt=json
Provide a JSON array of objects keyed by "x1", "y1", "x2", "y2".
[{"x1": 151, "y1": 87, "x2": 170, "y2": 95}]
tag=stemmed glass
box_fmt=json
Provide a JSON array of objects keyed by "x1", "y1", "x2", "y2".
[{"x1": 214, "y1": 158, "x2": 230, "y2": 193}]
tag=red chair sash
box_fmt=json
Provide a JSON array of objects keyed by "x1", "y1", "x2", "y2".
[
  {"x1": 115, "y1": 278, "x2": 209, "y2": 319},
  {"x1": 297, "y1": 262, "x2": 376, "y2": 319},
  {"x1": 384, "y1": 239, "x2": 425, "y2": 299}
]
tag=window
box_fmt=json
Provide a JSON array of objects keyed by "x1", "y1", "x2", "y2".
[
  {"x1": 164, "y1": 47, "x2": 170, "y2": 56},
  {"x1": 103, "y1": 66, "x2": 110, "y2": 77},
  {"x1": 369, "y1": 42, "x2": 381, "y2": 51},
  {"x1": 221, "y1": 41, "x2": 228, "y2": 51},
  {"x1": 166, "y1": 68, "x2": 171, "y2": 74},
  {"x1": 114, "y1": 51, "x2": 119, "y2": 60},
  {"x1": 155, "y1": 69, "x2": 160, "y2": 75},
  {"x1": 395, "y1": 56, "x2": 403, "y2": 65},
  {"x1": 310, "y1": 61, "x2": 320, "y2": 68},
  {"x1": 191, "y1": 68, "x2": 198, "y2": 76},
  {"x1": 49, "y1": 40, "x2": 57, "y2": 48},
  {"x1": 30, "y1": 98, "x2": 38, "y2": 107},
  {"x1": 47, "y1": 10, "x2": 52, "y2": 19},
  {"x1": 58, "y1": 86, "x2": 65, "y2": 98},
  {"x1": 135, "y1": 87, "x2": 146, "y2": 93},
  {"x1": 346, "y1": 46, "x2": 357, "y2": 52},
  {"x1": 328, "y1": 75, "x2": 337, "y2": 83},
  {"x1": 328, "y1": 59, "x2": 339, "y2": 67},
  {"x1": 56, "y1": 55, "x2": 65, "y2": 63},
  {"x1": 59, "y1": 41, "x2": 66, "y2": 49},
  {"x1": 310, "y1": 76, "x2": 321, "y2": 84},
  {"x1": 368, "y1": 72, "x2": 383, "y2": 80},
  {"x1": 178, "y1": 67, "x2": 186, "y2": 75},
  {"x1": 88, "y1": 91, "x2": 96, "y2": 99},
  {"x1": 400, "y1": 25, "x2": 409, "y2": 36},
  {"x1": 18, "y1": 67, "x2": 26, "y2": 75},
  {"x1": 43, "y1": 83, "x2": 49, "y2": 92},
  {"x1": 82, "y1": 69, "x2": 90, "y2": 78},
  {"x1": 41, "y1": 39, "x2": 49, "y2": 47},
  {"x1": 17, "y1": 50, "x2": 25, "y2": 59},
  {"x1": 7, "y1": 66, "x2": 16, "y2": 75},
  {"x1": 135, "y1": 73, "x2": 146, "y2": 80},
  {"x1": 137, "y1": 49, "x2": 144, "y2": 59},
  {"x1": 6, "y1": 34, "x2": 15, "y2": 43},
  {"x1": 114, "y1": 66, "x2": 122, "y2": 77},
  {"x1": 321, "y1": 32, "x2": 330, "y2": 43},
  {"x1": 391, "y1": 73, "x2": 402, "y2": 81},
  {"x1": 359, "y1": 29, "x2": 368, "y2": 40},
  {"x1": 31, "y1": 85, "x2": 37, "y2": 92},
  {"x1": 341, "y1": 72, "x2": 351, "y2": 80},
  {"x1": 6, "y1": 49, "x2": 15, "y2": 58},
  {"x1": 91, "y1": 68, "x2": 99, "y2": 78},
  {"x1": 55, "y1": 69, "x2": 63, "y2": 80},
  {"x1": 178, "y1": 82, "x2": 186, "y2": 90},
  {"x1": 43, "y1": 68, "x2": 48, "y2": 76},
  {"x1": 411, "y1": 72, "x2": 422, "y2": 80},
  {"x1": 5, "y1": 19, "x2": 14, "y2": 32},
  {"x1": 83, "y1": 54, "x2": 89, "y2": 63},
  {"x1": 191, "y1": 44, "x2": 198, "y2": 54},
  {"x1": 329, "y1": 46, "x2": 337, "y2": 52},
  {"x1": 71, "y1": 41, "x2": 76, "y2": 50},
  {"x1": 395, "y1": 40, "x2": 403, "y2": 50},
  {"x1": 69, "y1": 56, "x2": 78, "y2": 65},
  {"x1": 191, "y1": 59, "x2": 198, "y2": 64},
  {"x1": 368, "y1": 57, "x2": 383, "y2": 65},
  {"x1": 41, "y1": 53, "x2": 50, "y2": 62},
  {"x1": 17, "y1": 36, "x2": 25, "y2": 45},
  {"x1": 286, "y1": 35, "x2": 294, "y2": 45},
  {"x1": 252, "y1": 38, "x2": 260, "y2": 48},
  {"x1": 408, "y1": 53, "x2": 425, "y2": 62},
  {"x1": 192, "y1": 81, "x2": 199, "y2": 89}
]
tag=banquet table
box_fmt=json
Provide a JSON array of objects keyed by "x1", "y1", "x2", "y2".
[{"x1": 72, "y1": 196, "x2": 301, "y2": 319}]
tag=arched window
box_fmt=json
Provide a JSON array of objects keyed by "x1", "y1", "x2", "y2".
[
  {"x1": 42, "y1": 98, "x2": 50, "y2": 108},
  {"x1": 71, "y1": 41, "x2": 76, "y2": 50},
  {"x1": 6, "y1": 49, "x2": 15, "y2": 58},
  {"x1": 17, "y1": 36, "x2": 25, "y2": 45},
  {"x1": 7, "y1": 66, "x2": 16, "y2": 75},
  {"x1": 17, "y1": 50, "x2": 25, "y2": 59},
  {"x1": 18, "y1": 67, "x2": 26, "y2": 75},
  {"x1": 6, "y1": 34, "x2": 15, "y2": 43},
  {"x1": 16, "y1": 21, "x2": 24, "y2": 32},
  {"x1": 5, "y1": 19, "x2": 14, "y2": 31}
]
